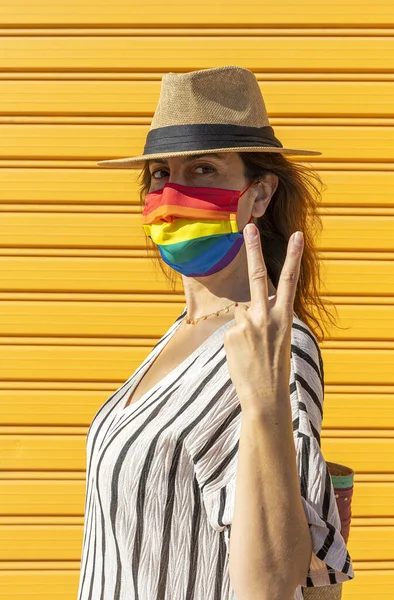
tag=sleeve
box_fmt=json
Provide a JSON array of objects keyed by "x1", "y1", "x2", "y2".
[
  {"x1": 198, "y1": 470, "x2": 237, "y2": 556},
  {"x1": 291, "y1": 317, "x2": 355, "y2": 587}
]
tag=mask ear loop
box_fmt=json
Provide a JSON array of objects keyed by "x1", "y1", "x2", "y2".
[
  {"x1": 239, "y1": 178, "x2": 258, "y2": 198},
  {"x1": 239, "y1": 179, "x2": 258, "y2": 225}
]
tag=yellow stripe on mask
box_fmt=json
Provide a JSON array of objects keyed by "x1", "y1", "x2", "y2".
[{"x1": 143, "y1": 217, "x2": 239, "y2": 245}]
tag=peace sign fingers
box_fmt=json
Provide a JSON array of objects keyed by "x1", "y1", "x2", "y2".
[{"x1": 244, "y1": 224, "x2": 304, "y2": 319}]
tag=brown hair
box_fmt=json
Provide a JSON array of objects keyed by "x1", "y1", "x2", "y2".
[{"x1": 136, "y1": 151, "x2": 340, "y2": 343}]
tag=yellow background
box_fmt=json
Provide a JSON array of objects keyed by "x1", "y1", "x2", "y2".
[{"x1": 0, "y1": 1, "x2": 393, "y2": 598}]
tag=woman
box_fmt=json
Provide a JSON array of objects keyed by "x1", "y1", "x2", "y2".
[{"x1": 76, "y1": 66, "x2": 354, "y2": 600}]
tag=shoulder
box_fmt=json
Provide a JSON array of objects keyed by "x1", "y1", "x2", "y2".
[
  {"x1": 291, "y1": 312, "x2": 324, "y2": 383},
  {"x1": 290, "y1": 312, "x2": 325, "y2": 441}
]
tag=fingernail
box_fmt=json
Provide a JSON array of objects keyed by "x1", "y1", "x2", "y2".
[
  {"x1": 244, "y1": 224, "x2": 258, "y2": 239},
  {"x1": 293, "y1": 231, "x2": 304, "y2": 246}
]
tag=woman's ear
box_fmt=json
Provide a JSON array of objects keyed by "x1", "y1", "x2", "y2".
[{"x1": 251, "y1": 173, "x2": 278, "y2": 219}]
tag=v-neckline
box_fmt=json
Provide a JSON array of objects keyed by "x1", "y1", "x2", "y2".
[{"x1": 117, "y1": 307, "x2": 237, "y2": 414}]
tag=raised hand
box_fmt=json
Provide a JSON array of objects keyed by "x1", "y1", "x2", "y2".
[{"x1": 223, "y1": 223, "x2": 304, "y2": 415}]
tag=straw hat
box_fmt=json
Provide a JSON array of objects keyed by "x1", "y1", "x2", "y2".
[{"x1": 96, "y1": 65, "x2": 321, "y2": 169}]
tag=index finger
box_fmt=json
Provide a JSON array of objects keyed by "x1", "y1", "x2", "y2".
[{"x1": 243, "y1": 223, "x2": 268, "y2": 313}]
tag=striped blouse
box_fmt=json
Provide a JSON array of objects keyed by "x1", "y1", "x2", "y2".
[{"x1": 76, "y1": 303, "x2": 354, "y2": 600}]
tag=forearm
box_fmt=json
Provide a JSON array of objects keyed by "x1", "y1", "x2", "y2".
[{"x1": 228, "y1": 395, "x2": 312, "y2": 600}]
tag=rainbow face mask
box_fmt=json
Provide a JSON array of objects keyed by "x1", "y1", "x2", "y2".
[{"x1": 141, "y1": 179, "x2": 256, "y2": 277}]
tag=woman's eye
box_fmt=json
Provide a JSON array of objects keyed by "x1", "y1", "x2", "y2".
[
  {"x1": 151, "y1": 165, "x2": 215, "y2": 179},
  {"x1": 196, "y1": 165, "x2": 216, "y2": 174},
  {"x1": 151, "y1": 169, "x2": 169, "y2": 179}
]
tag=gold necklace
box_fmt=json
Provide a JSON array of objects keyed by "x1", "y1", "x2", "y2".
[{"x1": 186, "y1": 301, "x2": 242, "y2": 325}]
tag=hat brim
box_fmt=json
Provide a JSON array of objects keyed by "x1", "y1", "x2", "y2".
[{"x1": 96, "y1": 146, "x2": 322, "y2": 169}]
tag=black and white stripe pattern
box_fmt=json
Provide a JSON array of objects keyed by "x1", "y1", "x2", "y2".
[{"x1": 76, "y1": 308, "x2": 354, "y2": 600}]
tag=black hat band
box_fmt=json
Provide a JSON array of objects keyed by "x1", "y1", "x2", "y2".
[{"x1": 143, "y1": 123, "x2": 284, "y2": 154}]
